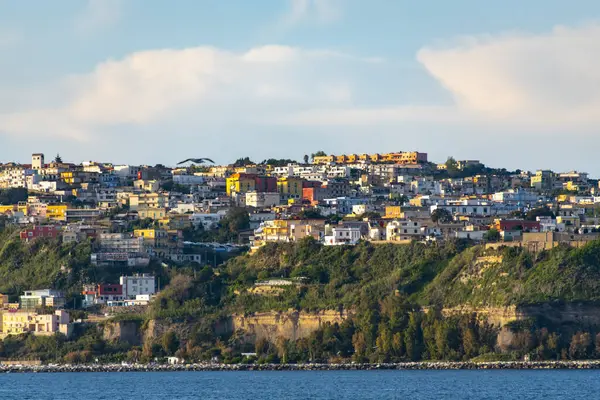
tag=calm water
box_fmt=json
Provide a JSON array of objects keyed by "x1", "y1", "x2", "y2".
[{"x1": 0, "y1": 370, "x2": 598, "y2": 399}]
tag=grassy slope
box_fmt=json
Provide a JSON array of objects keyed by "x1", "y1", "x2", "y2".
[{"x1": 225, "y1": 238, "x2": 600, "y2": 311}]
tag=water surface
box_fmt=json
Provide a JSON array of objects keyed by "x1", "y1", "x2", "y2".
[{"x1": 0, "y1": 370, "x2": 597, "y2": 399}]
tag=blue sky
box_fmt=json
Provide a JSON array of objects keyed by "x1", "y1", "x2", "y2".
[{"x1": 1, "y1": 0, "x2": 600, "y2": 173}]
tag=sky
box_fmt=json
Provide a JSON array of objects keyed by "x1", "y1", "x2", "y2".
[{"x1": 1, "y1": 0, "x2": 600, "y2": 174}]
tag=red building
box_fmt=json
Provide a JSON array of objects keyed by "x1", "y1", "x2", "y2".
[
  {"x1": 20, "y1": 226, "x2": 59, "y2": 241},
  {"x1": 254, "y1": 176, "x2": 277, "y2": 193},
  {"x1": 302, "y1": 187, "x2": 332, "y2": 205},
  {"x1": 497, "y1": 219, "x2": 541, "y2": 232},
  {"x1": 82, "y1": 284, "x2": 124, "y2": 306},
  {"x1": 302, "y1": 180, "x2": 323, "y2": 189},
  {"x1": 97, "y1": 284, "x2": 124, "y2": 302}
]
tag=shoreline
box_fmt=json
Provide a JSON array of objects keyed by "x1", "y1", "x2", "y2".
[{"x1": 3, "y1": 361, "x2": 600, "y2": 373}]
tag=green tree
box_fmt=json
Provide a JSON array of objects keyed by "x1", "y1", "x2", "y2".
[
  {"x1": 404, "y1": 312, "x2": 423, "y2": 361},
  {"x1": 484, "y1": 228, "x2": 500, "y2": 242},
  {"x1": 431, "y1": 208, "x2": 453, "y2": 224},
  {"x1": 311, "y1": 151, "x2": 327, "y2": 161},
  {"x1": 445, "y1": 157, "x2": 458, "y2": 171},
  {"x1": 233, "y1": 157, "x2": 255, "y2": 167},
  {"x1": 352, "y1": 331, "x2": 367, "y2": 361},
  {"x1": 569, "y1": 332, "x2": 591, "y2": 359},
  {"x1": 0, "y1": 188, "x2": 28, "y2": 205},
  {"x1": 162, "y1": 331, "x2": 180, "y2": 356},
  {"x1": 219, "y1": 207, "x2": 250, "y2": 240},
  {"x1": 525, "y1": 206, "x2": 555, "y2": 221},
  {"x1": 303, "y1": 155, "x2": 309, "y2": 164}
]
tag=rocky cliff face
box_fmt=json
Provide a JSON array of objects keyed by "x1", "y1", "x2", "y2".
[
  {"x1": 432, "y1": 305, "x2": 519, "y2": 327},
  {"x1": 102, "y1": 321, "x2": 142, "y2": 345},
  {"x1": 426, "y1": 303, "x2": 600, "y2": 328},
  {"x1": 229, "y1": 310, "x2": 352, "y2": 342}
]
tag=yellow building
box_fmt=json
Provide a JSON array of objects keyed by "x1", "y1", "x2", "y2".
[
  {"x1": 137, "y1": 207, "x2": 167, "y2": 220},
  {"x1": 129, "y1": 193, "x2": 168, "y2": 210},
  {"x1": 277, "y1": 177, "x2": 303, "y2": 201},
  {"x1": 226, "y1": 173, "x2": 256, "y2": 196},
  {"x1": 1, "y1": 310, "x2": 69, "y2": 336},
  {"x1": 384, "y1": 206, "x2": 402, "y2": 219},
  {"x1": 46, "y1": 204, "x2": 67, "y2": 221},
  {"x1": 0, "y1": 204, "x2": 28, "y2": 215},
  {"x1": 134, "y1": 229, "x2": 161, "y2": 239},
  {"x1": 314, "y1": 152, "x2": 426, "y2": 165},
  {"x1": 158, "y1": 214, "x2": 192, "y2": 230},
  {"x1": 313, "y1": 155, "x2": 335, "y2": 164}
]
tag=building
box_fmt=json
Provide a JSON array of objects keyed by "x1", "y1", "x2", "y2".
[
  {"x1": 1, "y1": 310, "x2": 70, "y2": 337},
  {"x1": 245, "y1": 191, "x2": 280, "y2": 208},
  {"x1": 495, "y1": 219, "x2": 541, "y2": 233},
  {"x1": 31, "y1": 153, "x2": 45, "y2": 171},
  {"x1": 133, "y1": 179, "x2": 160, "y2": 192},
  {"x1": 386, "y1": 220, "x2": 423, "y2": 241},
  {"x1": 20, "y1": 226, "x2": 59, "y2": 242},
  {"x1": 82, "y1": 284, "x2": 125, "y2": 307},
  {"x1": 313, "y1": 151, "x2": 427, "y2": 165},
  {"x1": 137, "y1": 207, "x2": 167, "y2": 220},
  {"x1": 65, "y1": 208, "x2": 103, "y2": 222},
  {"x1": 120, "y1": 274, "x2": 156, "y2": 299},
  {"x1": 531, "y1": 170, "x2": 555, "y2": 191},
  {"x1": 19, "y1": 289, "x2": 65, "y2": 309},
  {"x1": 226, "y1": 173, "x2": 256, "y2": 196},
  {"x1": 92, "y1": 233, "x2": 149, "y2": 267},
  {"x1": 133, "y1": 229, "x2": 183, "y2": 258},
  {"x1": 158, "y1": 214, "x2": 192, "y2": 230},
  {"x1": 302, "y1": 186, "x2": 330, "y2": 205},
  {"x1": 277, "y1": 177, "x2": 304, "y2": 202},
  {"x1": 324, "y1": 226, "x2": 362, "y2": 246},
  {"x1": 190, "y1": 213, "x2": 223, "y2": 230},
  {"x1": 129, "y1": 193, "x2": 168, "y2": 210}
]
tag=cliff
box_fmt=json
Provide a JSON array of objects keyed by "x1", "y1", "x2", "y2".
[
  {"x1": 229, "y1": 310, "x2": 352, "y2": 342},
  {"x1": 102, "y1": 320, "x2": 142, "y2": 345}
]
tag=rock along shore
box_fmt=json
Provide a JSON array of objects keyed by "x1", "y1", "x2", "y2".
[{"x1": 3, "y1": 361, "x2": 600, "y2": 373}]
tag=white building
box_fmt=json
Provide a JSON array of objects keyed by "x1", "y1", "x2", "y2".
[
  {"x1": 249, "y1": 211, "x2": 277, "y2": 229},
  {"x1": 386, "y1": 220, "x2": 422, "y2": 241},
  {"x1": 190, "y1": 212, "x2": 223, "y2": 230},
  {"x1": 173, "y1": 174, "x2": 205, "y2": 185},
  {"x1": 430, "y1": 200, "x2": 498, "y2": 217},
  {"x1": 120, "y1": 274, "x2": 156, "y2": 299},
  {"x1": 410, "y1": 177, "x2": 442, "y2": 195},
  {"x1": 113, "y1": 165, "x2": 142, "y2": 180},
  {"x1": 32, "y1": 153, "x2": 45, "y2": 170},
  {"x1": 324, "y1": 227, "x2": 361, "y2": 246},
  {"x1": 245, "y1": 192, "x2": 281, "y2": 208}
]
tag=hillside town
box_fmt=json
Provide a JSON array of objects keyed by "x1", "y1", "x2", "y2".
[{"x1": 0, "y1": 150, "x2": 597, "y2": 339}]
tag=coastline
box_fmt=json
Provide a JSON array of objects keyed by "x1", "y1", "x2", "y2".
[{"x1": 3, "y1": 361, "x2": 600, "y2": 373}]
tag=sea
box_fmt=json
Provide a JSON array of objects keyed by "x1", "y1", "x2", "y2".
[{"x1": 0, "y1": 370, "x2": 597, "y2": 399}]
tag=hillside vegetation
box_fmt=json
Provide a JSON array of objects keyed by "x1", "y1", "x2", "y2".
[
  {"x1": 6, "y1": 233, "x2": 600, "y2": 363},
  {"x1": 226, "y1": 238, "x2": 600, "y2": 311}
]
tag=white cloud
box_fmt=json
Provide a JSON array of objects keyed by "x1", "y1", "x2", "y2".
[
  {"x1": 0, "y1": 45, "x2": 367, "y2": 140},
  {"x1": 75, "y1": 0, "x2": 124, "y2": 33},
  {"x1": 279, "y1": 23, "x2": 600, "y2": 132},
  {"x1": 3, "y1": 22, "x2": 600, "y2": 171},
  {"x1": 415, "y1": 24, "x2": 600, "y2": 127}
]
